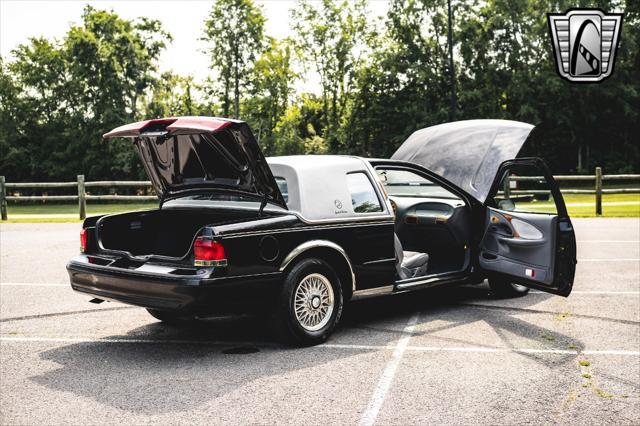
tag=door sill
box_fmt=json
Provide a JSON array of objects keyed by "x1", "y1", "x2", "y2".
[
  {"x1": 394, "y1": 270, "x2": 469, "y2": 291},
  {"x1": 351, "y1": 285, "x2": 395, "y2": 300},
  {"x1": 351, "y1": 270, "x2": 472, "y2": 300}
]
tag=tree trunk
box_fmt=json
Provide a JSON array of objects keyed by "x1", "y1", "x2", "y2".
[
  {"x1": 131, "y1": 92, "x2": 137, "y2": 119},
  {"x1": 223, "y1": 76, "x2": 230, "y2": 117},
  {"x1": 185, "y1": 81, "x2": 193, "y2": 115},
  {"x1": 585, "y1": 143, "x2": 591, "y2": 170},
  {"x1": 234, "y1": 48, "x2": 240, "y2": 119},
  {"x1": 577, "y1": 143, "x2": 583, "y2": 171},
  {"x1": 447, "y1": 0, "x2": 457, "y2": 121}
]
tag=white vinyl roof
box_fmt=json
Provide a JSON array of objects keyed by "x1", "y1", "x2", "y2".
[{"x1": 267, "y1": 155, "x2": 393, "y2": 222}]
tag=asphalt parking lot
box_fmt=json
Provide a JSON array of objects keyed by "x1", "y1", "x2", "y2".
[{"x1": 1, "y1": 218, "x2": 638, "y2": 425}]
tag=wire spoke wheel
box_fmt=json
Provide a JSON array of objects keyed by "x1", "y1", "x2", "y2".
[{"x1": 293, "y1": 273, "x2": 335, "y2": 332}]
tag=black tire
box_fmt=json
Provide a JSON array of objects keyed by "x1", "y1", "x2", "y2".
[
  {"x1": 146, "y1": 308, "x2": 197, "y2": 325},
  {"x1": 488, "y1": 277, "x2": 530, "y2": 298},
  {"x1": 271, "y1": 258, "x2": 344, "y2": 346}
]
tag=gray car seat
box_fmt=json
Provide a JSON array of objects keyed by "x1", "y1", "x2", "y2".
[{"x1": 394, "y1": 234, "x2": 429, "y2": 279}]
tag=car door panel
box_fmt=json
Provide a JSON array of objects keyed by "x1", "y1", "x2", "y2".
[
  {"x1": 480, "y1": 208, "x2": 556, "y2": 285},
  {"x1": 479, "y1": 158, "x2": 576, "y2": 296}
]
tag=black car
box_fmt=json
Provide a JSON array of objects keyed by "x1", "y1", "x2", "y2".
[{"x1": 67, "y1": 117, "x2": 577, "y2": 345}]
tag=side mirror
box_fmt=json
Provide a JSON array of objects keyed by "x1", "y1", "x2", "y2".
[{"x1": 498, "y1": 199, "x2": 516, "y2": 212}]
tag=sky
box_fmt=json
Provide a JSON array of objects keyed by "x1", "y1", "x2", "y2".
[{"x1": 0, "y1": 0, "x2": 389, "y2": 93}]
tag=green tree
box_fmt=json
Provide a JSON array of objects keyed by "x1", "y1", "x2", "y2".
[
  {"x1": 0, "y1": 6, "x2": 170, "y2": 181},
  {"x1": 145, "y1": 72, "x2": 219, "y2": 118},
  {"x1": 291, "y1": 0, "x2": 370, "y2": 151},
  {"x1": 202, "y1": 0, "x2": 266, "y2": 118},
  {"x1": 243, "y1": 38, "x2": 297, "y2": 153},
  {"x1": 146, "y1": 72, "x2": 195, "y2": 117},
  {"x1": 345, "y1": 0, "x2": 639, "y2": 172},
  {"x1": 344, "y1": 0, "x2": 452, "y2": 157},
  {"x1": 456, "y1": 0, "x2": 639, "y2": 173},
  {"x1": 272, "y1": 94, "x2": 327, "y2": 155},
  {"x1": 65, "y1": 6, "x2": 171, "y2": 122},
  {"x1": 2, "y1": 0, "x2": 638, "y2": 184}
]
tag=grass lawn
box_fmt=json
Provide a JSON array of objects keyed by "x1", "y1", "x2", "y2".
[
  {"x1": 521, "y1": 193, "x2": 640, "y2": 217},
  {"x1": 3, "y1": 201, "x2": 158, "y2": 221},
  {"x1": 1, "y1": 193, "x2": 638, "y2": 223}
]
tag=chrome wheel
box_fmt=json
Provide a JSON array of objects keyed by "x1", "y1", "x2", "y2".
[{"x1": 293, "y1": 273, "x2": 335, "y2": 331}]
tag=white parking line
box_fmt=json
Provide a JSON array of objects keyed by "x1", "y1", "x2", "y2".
[
  {"x1": 578, "y1": 258, "x2": 640, "y2": 261},
  {"x1": 582, "y1": 350, "x2": 640, "y2": 355},
  {"x1": 0, "y1": 283, "x2": 68, "y2": 287},
  {"x1": 530, "y1": 290, "x2": 640, "y2": 295},
  {"x1": 578, "y1": 240, "x2": 639, "y2": 243},
  {"x1": 1, "y1": 336, "x2": 638, "y2": 357},
  {"x1": 359, "y1": 312, "x2": 420, "y2": 426}
]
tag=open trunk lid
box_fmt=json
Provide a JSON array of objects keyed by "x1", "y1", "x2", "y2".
[
  {"x1": 104, "y1": 117, "x2": 287, "y2": 209},
  {"x1": 391, "y1": 119, "x2": 535, "y2": 203}
]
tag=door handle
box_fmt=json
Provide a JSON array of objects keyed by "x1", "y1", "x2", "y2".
[
  {"x1": 404, "y1": 215, "x2": 419, "y2": 224},
  {"x1": 490, "y1": 224, "x2": 513, "y2": 237},
  {"x1": 496, "y1": 235, "x2": 546, "y2": 247}
]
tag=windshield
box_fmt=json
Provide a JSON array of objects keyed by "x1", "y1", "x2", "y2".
[{"x1": 376, "y1": 168, "x2": 460, "y2": 200}]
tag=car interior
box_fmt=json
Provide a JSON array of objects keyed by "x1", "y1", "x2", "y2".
[{"x1": 376, "y1": 167, "x2": 473, "y2": 281}]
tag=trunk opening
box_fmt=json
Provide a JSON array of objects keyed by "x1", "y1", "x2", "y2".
[{"x1": 97, "y1": 208, "x2": 270, "y2": 259}]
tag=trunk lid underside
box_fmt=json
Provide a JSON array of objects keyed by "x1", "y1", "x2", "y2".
[{"x1": 103, "y1": 117, "x2": 287, "y2": 209}]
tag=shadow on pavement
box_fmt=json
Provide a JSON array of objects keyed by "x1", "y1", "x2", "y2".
[{"x1": 33, "y1": 283, "x2": 590, "y2": 414}]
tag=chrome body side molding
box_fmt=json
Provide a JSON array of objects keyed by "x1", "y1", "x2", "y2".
[
  {"x1": 351, "y1": 285, "x2": 395, "y2": 300},
  {"x1": 279, "y1": 240, "x2": 357, "y2": 292}
]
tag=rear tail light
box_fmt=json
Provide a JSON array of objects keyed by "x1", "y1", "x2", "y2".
[
  {"x1": 80, "y1": 228, "x2": 88, "y2": 253},
  {"x1": 193, "y1": 237, "x2": 227, "y2": 267}
]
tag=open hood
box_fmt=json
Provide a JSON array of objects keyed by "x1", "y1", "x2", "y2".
[
  {"x1": 104, "y1": 117, "x2": 287, "y2": 209},
  {"x1": 391, "y1": 119, "x2": 535, "y2": 203}
]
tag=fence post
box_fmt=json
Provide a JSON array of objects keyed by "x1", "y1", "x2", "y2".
[
  {"x1": 595, "y1": 166, "x2": 602, "y2": 216},
  {"x1": 77, "y1": 175, "x2": 86, "y2": 220},
  {"x1": 0, "y1": 176, "x2": 7, "y2": 220}
]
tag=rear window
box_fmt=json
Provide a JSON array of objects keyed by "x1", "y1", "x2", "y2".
[
  {"x1": 347, "y1": 173, "x2": 382, "y2": 213},
  {"x1": 275, "y1": 176, "x2": 288, "y2": 203}
]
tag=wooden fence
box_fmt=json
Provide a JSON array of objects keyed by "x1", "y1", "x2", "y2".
[
  {"x1": 0, "y1": 175, "x2": 156, "y2": 220},
  {"x1": 0, "y1": 167, "x2": 639, "y2": 220},
  {"x1": 505, "y1": 167, "x2": 639, "y2": 216}
]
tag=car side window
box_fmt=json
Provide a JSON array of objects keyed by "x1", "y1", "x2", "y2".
[
  {"x1": 274, "y1": 176, "x2": 288, "y2": 203},
  {"x1": 493, "y1": 165, "x2": 558, "y2": 214},
  {"x1": 347, "y1": 172, "x2": 383, "y2": 213}
]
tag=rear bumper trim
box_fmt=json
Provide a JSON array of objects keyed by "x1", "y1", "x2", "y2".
[{"x1": 67, "y1": 257, "x2": 282, "y2": 312}]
